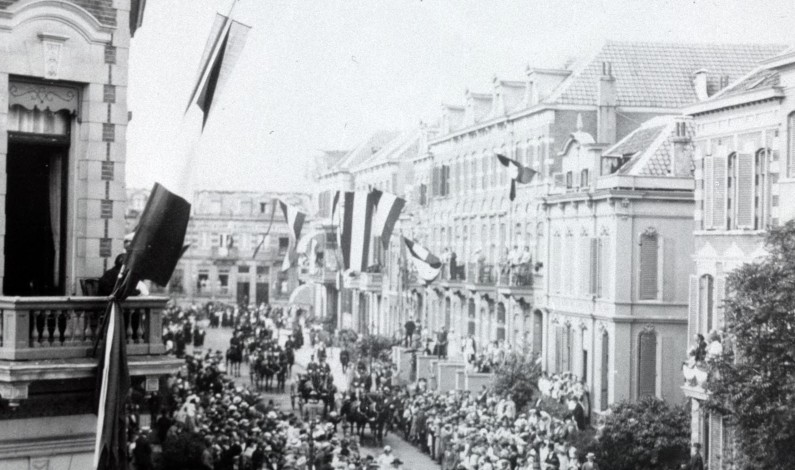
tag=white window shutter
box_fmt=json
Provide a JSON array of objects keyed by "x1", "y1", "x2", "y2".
[
  {"x1": 639, "y1": 235, "x2": 659, "y2": 300},
  {"x1": 713, "y1": 151, "x2": 728, "y2": 229},
  {"x1": 638, "y1": 331, "x2": 657, "y2": 398},
  {"x1": 703, "y1": 155, "x2": 714, "y2": 229},
  {"x1": 580, "y1": 236, "x2": 591, "y2": 295},
  {"x1": 709, "y1": 413, "x2": 723, "y2": 469},
  {"x1": 688, "y1": 275, "x2": 700, "y2": 340},
  {"x1": 715, "y1": 276, "x2": 726, "y2": 329},
  {"x1": 589, "y1": 237, "x2": 599, "y2": 295},
  {"x1": 735, "y1": 152, "x2": 755, "y2": 229}
]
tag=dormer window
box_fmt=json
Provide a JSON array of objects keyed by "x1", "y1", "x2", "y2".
[{"x1": 580, "y1": 169, "x2": 590, "y2": 187}]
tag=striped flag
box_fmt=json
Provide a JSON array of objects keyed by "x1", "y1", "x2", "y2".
[
  {"x1": 279, "y1": 200, "x2": 306, "y2": 271},
  {"x1": 496, "y1": 153, "x2": 537, "y2": 201},
  {"x1": 93, "y1": 301, "x2": 129, "y2": 470},
  {"x1": 186, "y1": 13, "x2": 250, "y2": 128},
  {"x1": 334, "y1": 191, "x2": 379, "y2": 272},
  {"x1": 403, "y1": 237, "x2": 442, "y2": 284},
  {"x1": 371, "y1": 189, "x2": 405, "y2": 250}
]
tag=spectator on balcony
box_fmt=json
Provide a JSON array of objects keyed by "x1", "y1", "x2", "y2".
[
  {"x1": 437, "y1": 327, "x2": 449, "y2": 359},
  {"x1": 449, "y1": 250, "x2": 458, "y2": 281},
  {"x1": 441, "y1": 248, "x2": 450, "y2": 280},
  {"x1": 499, "y1": 248, "x2": 511, "y2": 283},
  {"x1": 687, "y1": 334, "x2": 708, "y2": 365},
  {"x1": 706, "y1": 331, "x2": 723, "y2": 362},
  {"x1": 509, "y1": 246, "x2": 521, "y2": 283},
  {"x1": 519, "y1": 247, "x2": 532, "y2": 285}
]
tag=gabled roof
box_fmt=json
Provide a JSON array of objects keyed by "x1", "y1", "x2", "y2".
[
  {"x1": 352, "y1": 129, "x2": 422, "y2": 171},
  {"x1": 548, "y1": 41, "x2": 787, "y2": 108},
  {"x1": 603, "y1": 115, "x2": 694, "y2": 177},
  {"x1": 334, "y1": 130, "x2": 402, "y2": 171}
]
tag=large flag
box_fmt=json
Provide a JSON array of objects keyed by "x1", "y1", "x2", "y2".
[
  {"x1": 93, "y1": 301, "x2": 129, "y2": 470},
  {"x1": 371, "y1": 189, "x2": 405, "y2": 250},
  {"x1": 496, "y1": 153, "x2": 536, "y2": 201},
  {"x1": 114, "y1": 183, "x2": 192, "y2": 299},
  {"x1": 334, "y1": 191, "x2": 379, "y2": 272},
  {"x1": 279, "y1": 200, "x2": 306, "y2": 271},
  {"x1": 186, "y1": 13, "x2": 250, "y2": 128},
  {"x1": 403, "y1": 237, "x2": 442, "y2": 284},
  {"x1": 94, "y1": 183, "x2": 191, "y2": 470}
]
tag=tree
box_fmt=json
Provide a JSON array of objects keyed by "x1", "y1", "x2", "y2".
[
  {"x1": 705, "y1": 220, "x2": 795, "y2": 469},
  {"x1": 492, "y1": 352, "x2": 542, "y2": 411},
  {"x1": 589, "y1": 398, "x2": 690, "y2": 470},
  {"x1": 355, "y1": 334, "x2": 394, "y2": 364}
]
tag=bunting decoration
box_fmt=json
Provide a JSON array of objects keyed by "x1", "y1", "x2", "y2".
[
  {"x1": 279, "y1": 200, "x2": 306, "y2": 271},
  {"x1": 333, "y1": 191, "x2": 379, "y2": 272},
  {"x1": 371, "y1": 189, "x2": 406, "y2": 250},
  {"x1": 496, "y1": 153, "x2": 536, "y2": 201}
]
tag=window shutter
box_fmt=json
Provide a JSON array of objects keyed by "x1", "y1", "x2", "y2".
[
  {"x1": 551, "y1": 236, "x2": 561, "y2": 292},
  {"x1": 688, "y1": 275, "x2": 700, "y2": 340},
  {"x1": 715, "y1": 276, "x2": 726, "y2": 329},
  {"x1": 598, "y1": 238, "x2": 607, "y2": 298},
  {"x1": 639, "y1": 235, "x2": 659, "y2": 300},
  {"x1": 580, "y1": 236, "x2": 591, "y2": 294},
  {"x1": 554, "y1": 326, "x2": 562, "y2": 372},
  {"x1": 709, "y1": 414, "x2": 723, "y2": 469},
  {"x1": 638, "y1": 331, "x2": 657, "y2": 398},
  {"x1": 703, "y1": 155, "x2": 714, "y2": 229},
  {"x1": 432, "y1": 167, "x2": 440, "y2": 196},
  {"x1": 735, "y1": 152, "x2": 755, "y2": 228},
  {"x1": 713, "y1": 152, "x2": 728, "y2": 229},
  {"x1": 444, "y1": 165, "x2": 451, "y2": 195},
  {"x1": 589, "y1": 238, "x2": 599, "y2": 295},
  {"x1": 562, "y1": 328, "x2": 571, "y2": 372},
  {"x1": 533, "y1": 313, "x2": 543, "y2": 355}
]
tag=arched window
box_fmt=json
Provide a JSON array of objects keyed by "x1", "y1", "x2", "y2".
[{"x1": 638, "y1": 329, "x2": 657, "y2": 398}]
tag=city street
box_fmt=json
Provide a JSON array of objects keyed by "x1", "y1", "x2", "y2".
[{"x1": 202, "y1": 325, "x2": 441, "y2": 469}]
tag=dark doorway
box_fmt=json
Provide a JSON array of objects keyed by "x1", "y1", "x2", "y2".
[
  {"x1": 255, "y1": 282, "x2": 268, "y2": 305},
  {"x1": 4, "y1": 140, "x2": 68, "y2": 296},
  {"x1": 237, "y1": 281, "x2": 250, "y2": 306}
]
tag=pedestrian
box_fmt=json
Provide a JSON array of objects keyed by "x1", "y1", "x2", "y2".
[
  {"x1": 404, "y1": 318, "x2": 416, "y2": 348},
  {"x1": 582, "y1": 452, "x2": 599, "y2": 470},
  {"x1": 689, "y1": 443, "x2": 704, "y2": 470}
]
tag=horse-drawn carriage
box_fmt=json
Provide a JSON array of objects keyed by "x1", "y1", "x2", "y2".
[
  {"x1": 296, "y1": 371, "x2": 335, "y2": 420},
  {"x1": 339, "y1": 391, "x2": 395, "y2": 445}
]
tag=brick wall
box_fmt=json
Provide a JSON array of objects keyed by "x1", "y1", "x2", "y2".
[{"x1": 0, "y1": 0, "x2": 117, "y2": 27}]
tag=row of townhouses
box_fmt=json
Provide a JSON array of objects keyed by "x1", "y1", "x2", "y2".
[{"x1": 302, "y1": 41, "x2": 795, "y2": 468}]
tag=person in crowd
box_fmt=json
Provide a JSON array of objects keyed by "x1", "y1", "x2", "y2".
[
  {"x1": 449, "y1": 250, "x2": 458, "y2": 281},
  {"x1": 689, "y1": 443, "x2": 704, "y2": 470}
]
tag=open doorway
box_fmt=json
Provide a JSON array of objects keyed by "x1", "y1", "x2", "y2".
[{"x1": 4, "y1": 139, "x2": 68, "y2": 296}]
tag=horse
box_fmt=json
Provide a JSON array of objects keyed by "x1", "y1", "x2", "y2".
[
  {"x1": 225, "y1": 345, "x2": 243, "y2": 377},
  {"x1": 256, "y1": 359, "x2": 280, "y2": 391}
]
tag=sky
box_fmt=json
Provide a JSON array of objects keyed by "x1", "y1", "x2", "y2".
[{"x1": 126, "y1": 0, "x2": 795, "y2": 194}]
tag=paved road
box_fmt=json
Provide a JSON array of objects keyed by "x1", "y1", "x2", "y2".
[{"x1": 202, "y1": 326, "x2": 440, "y2": 470}]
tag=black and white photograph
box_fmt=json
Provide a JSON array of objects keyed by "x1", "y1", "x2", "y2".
[{"x1": 0, "y1": 1, "x2": 793, "y2": 469}]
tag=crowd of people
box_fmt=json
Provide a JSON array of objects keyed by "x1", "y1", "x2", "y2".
[
  {"x1": 128, "y1": 302, "x2": 396, "y2": 470},
  {"x1": 392, "y1": 384, "x2": 596, "y2": 470}
]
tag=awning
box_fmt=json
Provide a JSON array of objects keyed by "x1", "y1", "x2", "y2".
[
  {"x1": 289, "y1": 283, "x2": 315, "y2": 307},
  {"x1": 297, "y1": 230, "x2": 326, "y2": 254}
]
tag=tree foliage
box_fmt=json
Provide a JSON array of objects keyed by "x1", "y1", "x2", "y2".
[
  {"x1": 590, "y1": 397, "x2": 690, "y2": 470},
  {"x1": 705, "y1": 220, "x2": 795, "y2": 469},
  {"x1": 492, "y1": 352, "x2": 542, "y2": 411},
  {"x1": 355, "y1": 334, "x2": 394, "y2": 363}
]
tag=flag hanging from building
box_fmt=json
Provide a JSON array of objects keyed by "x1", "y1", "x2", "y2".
[
  {"x1": 333, "y1": 191, "x2": 379, "y2": 272},
  {"x1": 403, "y1": 237, "x2": 442, "y2": 284},
  {"x1": 371, "y1": 189, "x2": 405, "y2": 250},
  {"x1": 93, "y1": 301, "x2": 129, "y2": 470},
  {"x1": 186, "y1": 12, "x2": 250, "y2": 128},
  {"x1": 94, "y1": 183, "x2": 191, "y2": 469},
  {"x1": 496, "y1": 153, "x2": 536, "y2": 201},
  {"x1": 279, "y1": 200, "x2": 306, "y2": 271}
]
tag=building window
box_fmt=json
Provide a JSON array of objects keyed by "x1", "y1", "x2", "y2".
[
  {"x1": 197, "y1": 270, "x2": 209, "y2": 294},
  {"x1": 639, "y1": 231, "x2": 659, "y2": 300},
  {"x1": 705, "y1": 145, "x2": 768, "y2": 231},
  {"x1": 238, "y1": 265, "x2": 250, "y2": 274},
  {"x1": 580, "y1": 168, "x2": 589, "y2": 187},
  {"x1": 555, "y1": 324, "x2": 572, "y2": 373},
  {"x1": 278, "y1": 237, "x2": 289, "y2": 255},
  {"x1": 565, "y1": 171, "x2": 573, "y2": 189},
  {"x1": 638, "y1": 329, "x2": 657, "y2": 398}
]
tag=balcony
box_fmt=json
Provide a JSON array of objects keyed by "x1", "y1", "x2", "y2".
[
  {"x1": 682, "y1": 361, "x2": 710, "y2": 399},
  {"x1": 466, "y1": 263, "x2": 496, "y2": 286},
  {"x1": 211, "y1": 246, "x2": 239, "y2": 262},
  {"x1": 360, "y1": 272, "x2": 383, "y2": 292},
  {"x1": 0, "y1": 296, "x2": 181, "y2": 401}
]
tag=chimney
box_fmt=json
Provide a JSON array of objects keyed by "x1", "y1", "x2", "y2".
[
  {"x1": 597, "y1": 61, "x2": 617, "y2": 144},
  {"x1": 693, "y1": 69, "x2": 709, "y2": 101},
  {"x1": 671, "y1": 120, "x2": 691, "y2": 177}
]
